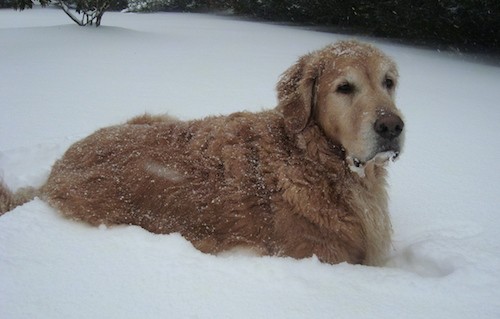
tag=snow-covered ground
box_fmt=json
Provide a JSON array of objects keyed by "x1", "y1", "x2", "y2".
[{"x1": 1, "y1": 7, "x2": 500, "y2": 319}]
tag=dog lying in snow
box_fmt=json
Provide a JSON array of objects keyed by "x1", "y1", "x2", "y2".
[{"x1": 0, "y1": 41, "x2": 404, "y2": 266}]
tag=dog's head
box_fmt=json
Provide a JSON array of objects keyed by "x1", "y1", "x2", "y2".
[{"x1": 277, "y1": 41, "x2": 405, "y2": 168}]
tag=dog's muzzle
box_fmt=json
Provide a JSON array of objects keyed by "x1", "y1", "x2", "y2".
[{"x1": 347, "y1": 111, "x2": 404, "y2": 177}]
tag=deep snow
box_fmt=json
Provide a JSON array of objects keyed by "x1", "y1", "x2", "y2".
[{"x1": 1, "y1": 7, "x2": 500, "y2": 319}]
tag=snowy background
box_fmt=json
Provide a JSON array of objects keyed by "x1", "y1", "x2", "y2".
[{"x1": 1, "y1": 7, "x2": 500, "y2": 319}]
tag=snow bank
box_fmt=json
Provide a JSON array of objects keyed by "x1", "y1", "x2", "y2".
[{"x1": 1, "y1": 7, "x2": 500, "y2": 319}]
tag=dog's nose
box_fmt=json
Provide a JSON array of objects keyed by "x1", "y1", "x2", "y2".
[{"x1": 374, "y1": 113, "x2": 404, "y2": 139}]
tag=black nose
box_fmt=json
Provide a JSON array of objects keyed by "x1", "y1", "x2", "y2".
[{"x1": 374, "y1": 113, "x2": 404, "y2": 140}]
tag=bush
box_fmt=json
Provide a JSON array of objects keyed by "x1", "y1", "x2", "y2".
[
  {"x1": 127, "y1": 0, "x2": 230, "y2": 12},
  {"x1": 231, "y1": 0, "x2": 500, "y2": 53}
]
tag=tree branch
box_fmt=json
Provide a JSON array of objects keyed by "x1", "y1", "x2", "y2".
[{"x1": 57, "y1": 0, "x2": 85, "y2": 26}]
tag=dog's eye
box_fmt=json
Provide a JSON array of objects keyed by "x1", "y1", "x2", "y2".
[
  {"x1": 384, "y1": 78, "x2": 394, "y2": 90},
  {"x1": 337, "y1": 83, "x2": 354, "y2": 94}
]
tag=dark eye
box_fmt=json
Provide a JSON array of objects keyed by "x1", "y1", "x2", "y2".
[
  {"x1": 384, "y1": 78, "x2": 394, "y2": 90},
  {"x1": 337, "y1": 82, "x2": 354, "y2": 94}
]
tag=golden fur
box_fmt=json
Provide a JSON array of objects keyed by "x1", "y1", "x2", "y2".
[{"x1": 0, "y1": 41, "x2": 405, "y2": 266}]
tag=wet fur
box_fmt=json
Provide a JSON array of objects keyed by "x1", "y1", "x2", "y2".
[{"x1": 0, "y1": 41, "x2": 404, "y2": 266}]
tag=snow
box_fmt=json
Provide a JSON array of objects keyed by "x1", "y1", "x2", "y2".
[
  {"x1": 1, "y1": 7, "x2": 500, "y2": 319},
  {"x1": 347, "y1": 151, "x2": 399, "y2": 178}
]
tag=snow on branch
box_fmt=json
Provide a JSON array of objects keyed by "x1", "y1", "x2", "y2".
[
  {"x1": 12, "y1": 0, "x2": 110, "y2": 27},
  {"x1": 56, "y1": 0, "x2": 110, "y2": 27}
]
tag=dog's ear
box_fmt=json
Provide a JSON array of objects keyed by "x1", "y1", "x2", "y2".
[{"x1": 276, "y1": 55, "x2": 318, "y2": 134}]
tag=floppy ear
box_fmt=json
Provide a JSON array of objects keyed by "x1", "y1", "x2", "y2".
[{"x1": 276, "y1": 55, "x2": 318, "y2": 134}]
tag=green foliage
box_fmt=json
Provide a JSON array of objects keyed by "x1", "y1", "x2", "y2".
[
  {"x1": 5, "y1": 0, "x2": 51, "y2": 10},
  {"x1": 107, "y1": 0, "x2": 128, "y2": 10},
  {"x1": 127, "y1": 0, "x2": 229, "y2": 12},
  {"x1": 231, "y1": 0, "x2": 500, "y2": 53}
]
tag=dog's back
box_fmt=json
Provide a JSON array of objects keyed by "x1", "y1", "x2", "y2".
[{"x1": 41, "y1": 111, "x2": 293, "y2": 255}]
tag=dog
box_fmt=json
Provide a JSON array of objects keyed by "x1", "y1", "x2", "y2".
[{"x1": 0, "y1": 41, "x2": 404, "y2": 266}]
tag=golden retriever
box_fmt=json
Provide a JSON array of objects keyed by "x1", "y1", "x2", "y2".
[{"x1": 0, "y1": 41, "x2": 404, "y2": 266}]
